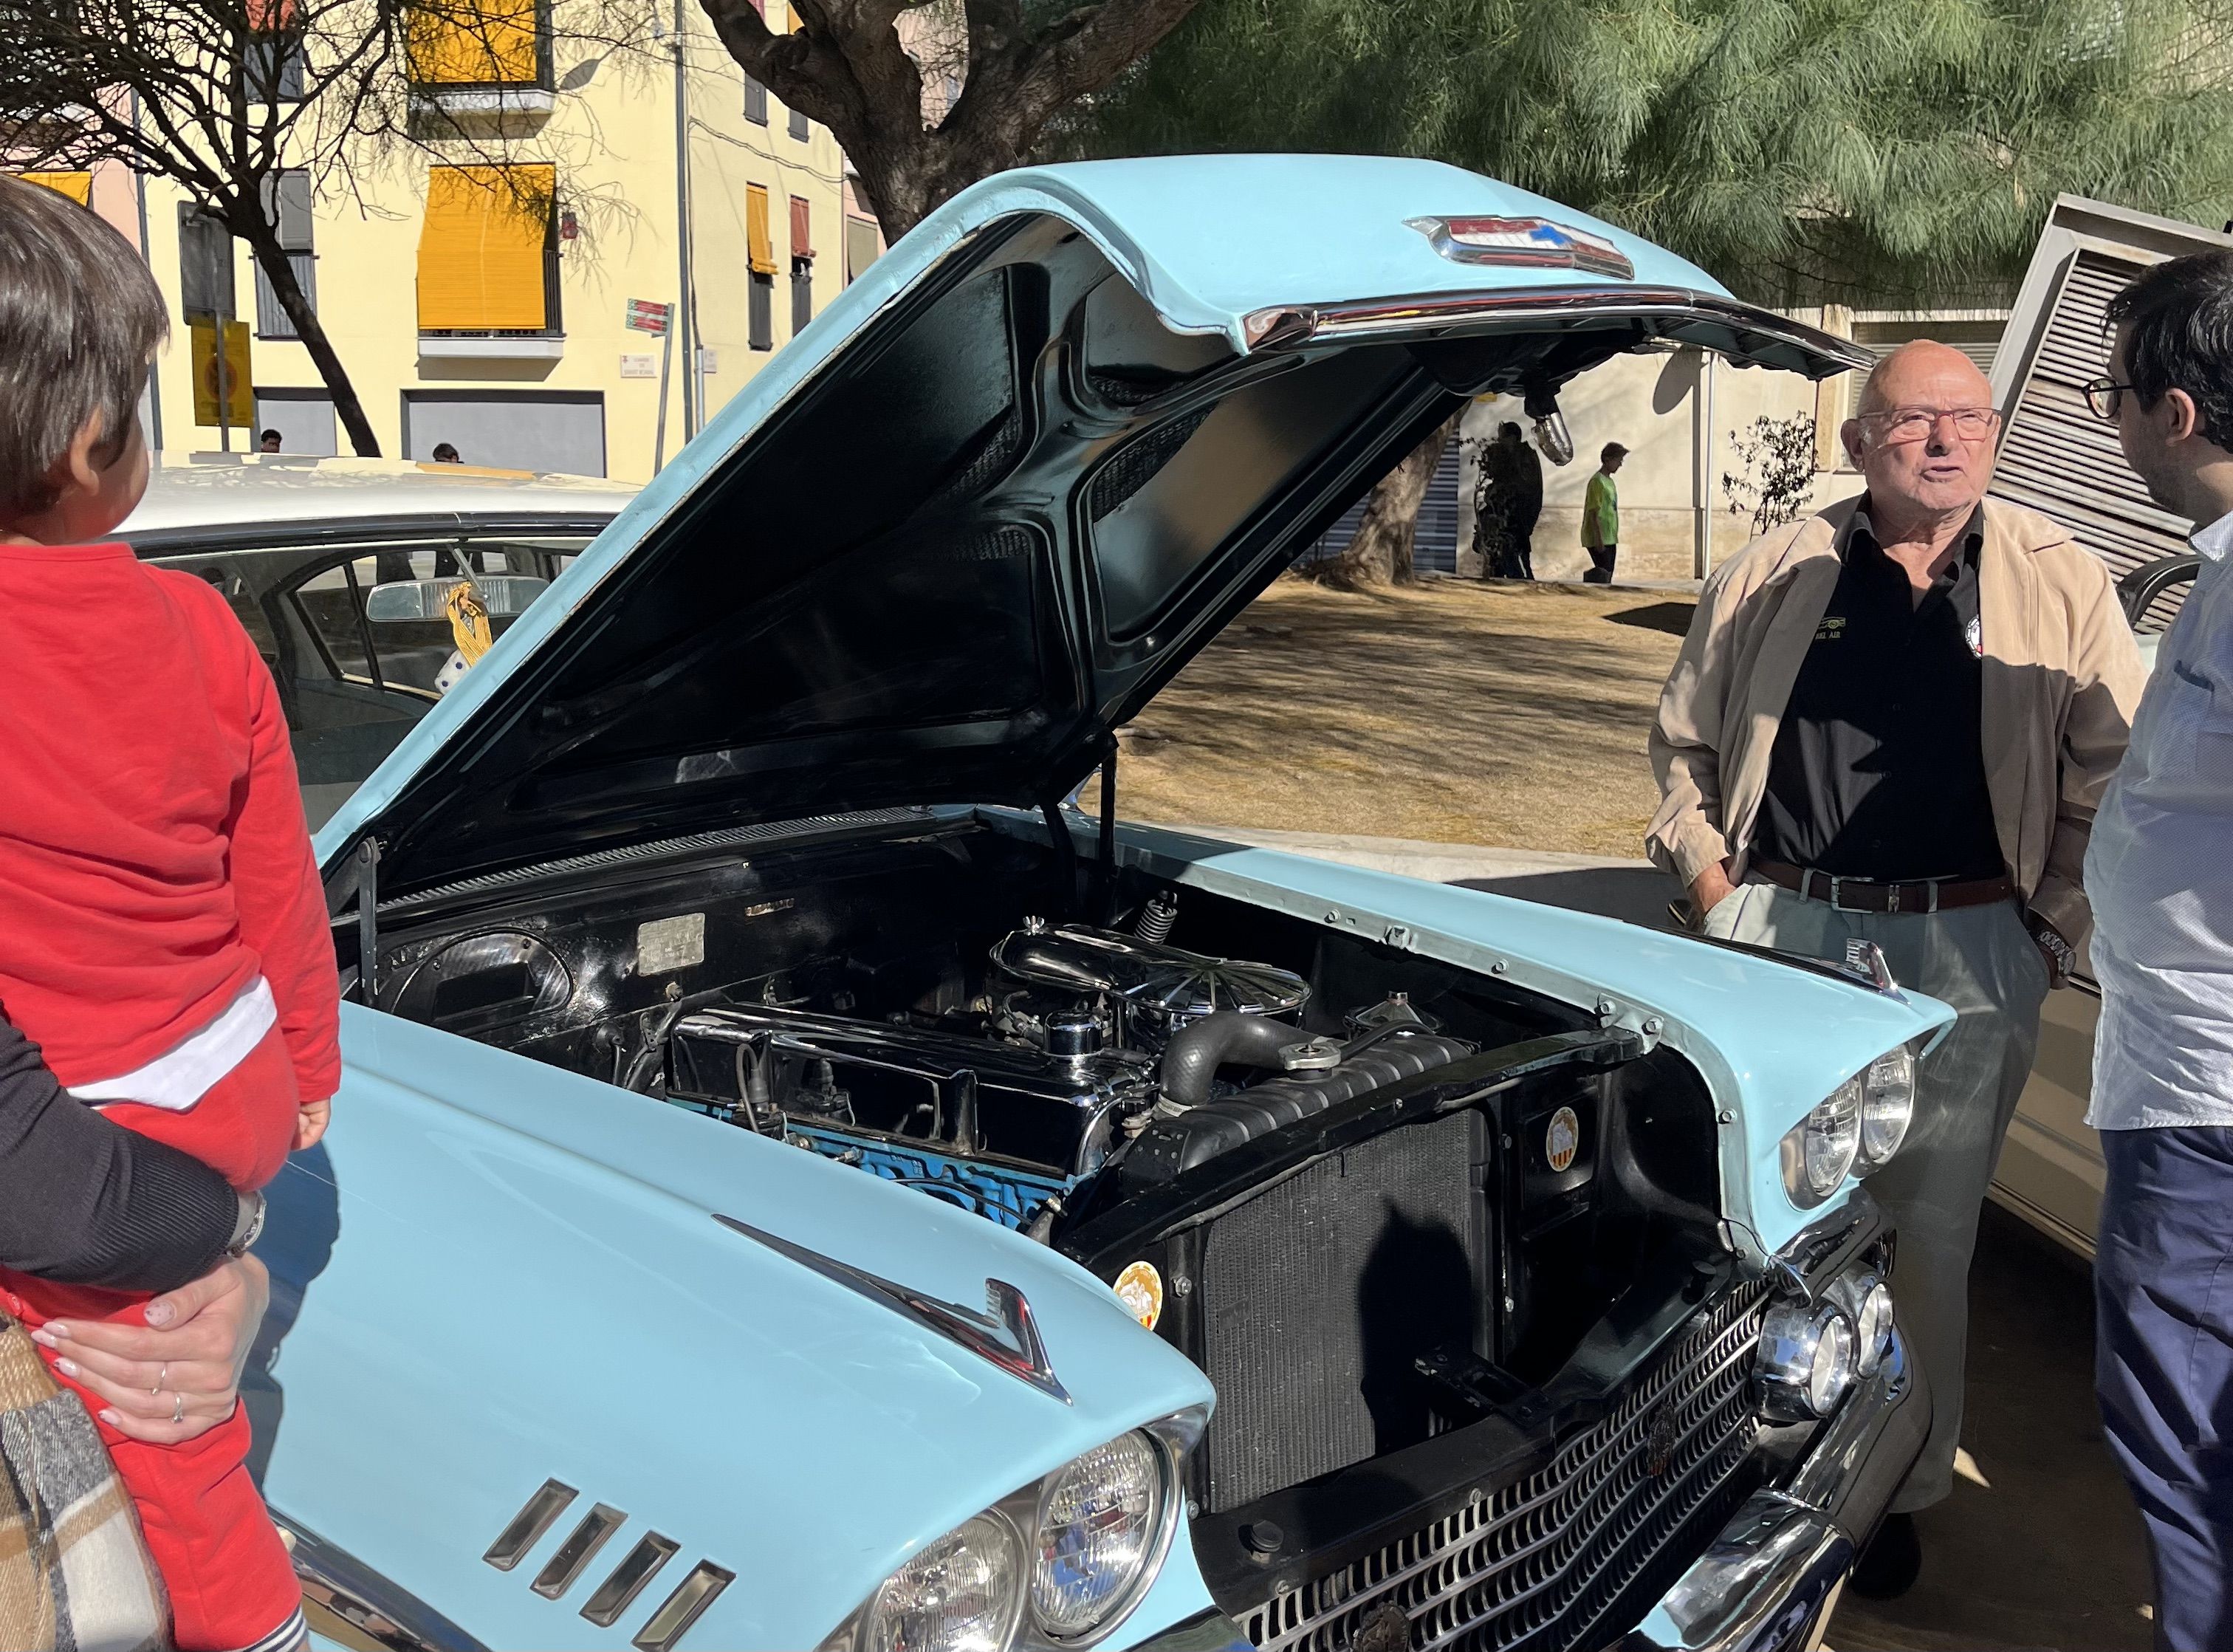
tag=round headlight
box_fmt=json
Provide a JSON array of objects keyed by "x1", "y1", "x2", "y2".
[
  {"x1": 1808, "y1": 1311, "x2": 1855, "y2": 1414},
  {"x1": 1031, "y1": 1432, "x2": 1164, "y2": 1640},
  {"x1": 862, "y1": 1513, "x2": 1024, "y2": 1652},
  {"x1": 1786, "y1": 1079, "x2": 1861, "y2": 1203},
  {"x1": 1858, "y1": 1047, "x2": 1915, "y2": 1168},
  {"x1": 1757, "y1": 1299, "x2": 1858, "y2": 1422},
  {"x1": 1850, "y1": 1277, "x2": 1895, "y2": 1374}
]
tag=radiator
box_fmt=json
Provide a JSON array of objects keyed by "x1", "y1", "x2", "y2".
[{"x1": 1197, "y1": 1111, "x2": 1491, "y2": 1513}]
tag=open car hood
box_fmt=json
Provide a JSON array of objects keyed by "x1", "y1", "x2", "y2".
[{"x1": 322, "y1": 154, "x2": 1865, "y2": 897}]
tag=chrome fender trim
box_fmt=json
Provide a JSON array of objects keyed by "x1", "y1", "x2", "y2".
[{"x1": 279, "y1": 1516, "x2": 490, "y2": 1652}]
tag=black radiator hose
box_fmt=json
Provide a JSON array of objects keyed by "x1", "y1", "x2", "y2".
[{"x1": 1160, "y1": 1012, "x2": 1302, "y2": 1107}]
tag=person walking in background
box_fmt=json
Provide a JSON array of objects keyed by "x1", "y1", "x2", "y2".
[
  {"x1": 1647, "y1": 339, "x2": 2144, "y2": 1598},
  {"x1": 1478, "y1": 422, "x2": 1543, "y2": 578},
  {"x1": 2083, "y1": 250, "x2": 2233, "y2": 1651},
  {"x1": 1582, "y1": 442, "x2": 1625, "y2": 583}
]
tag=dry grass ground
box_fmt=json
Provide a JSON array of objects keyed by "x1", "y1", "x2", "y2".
[{"x1": 1117, "y1": 576, "x2": 1693, "y2": 857}]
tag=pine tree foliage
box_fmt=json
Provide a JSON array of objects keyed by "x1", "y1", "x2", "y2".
[{"x1": 1062, "y1": 0, "x2": 2233, "y2": 306}]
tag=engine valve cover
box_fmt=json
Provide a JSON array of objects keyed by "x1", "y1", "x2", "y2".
[{"x1": 989, "y1": 922, "x2": 1309, "y2": 1038}]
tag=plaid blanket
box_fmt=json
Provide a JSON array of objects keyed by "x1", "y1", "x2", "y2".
[{"x1": 0, "y1": 1324, "x2": 166, "y2": 1652}]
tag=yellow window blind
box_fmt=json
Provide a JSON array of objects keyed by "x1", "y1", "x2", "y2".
[
  {"x1": 417, "y1": 165, "x2": 552, "y2": 331},
  {"x1": 746, "y1": 185, "x2": 778, "y2": 275},
  {"x1": 14, "y1": 172, "x2": 92, "y2": 206},
  {"x1": 409, "y1": 0, "x2": 538, "y2": 85}
]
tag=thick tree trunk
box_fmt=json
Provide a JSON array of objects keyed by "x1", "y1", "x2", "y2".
[
  {"x1": 236, "y1": 219, "x2": 380, "y2": 457},
  {"x1": 701, "y1": 0, "x2": 1203, "y2": 243},
  {"x1": 1308, "y1": 415, "x2": 1459, "y2": 591}
]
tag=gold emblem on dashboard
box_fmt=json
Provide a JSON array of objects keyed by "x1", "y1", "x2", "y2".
[{"x1": 1114, "y1": 1261, "x2": 1164, "y2": 1331}]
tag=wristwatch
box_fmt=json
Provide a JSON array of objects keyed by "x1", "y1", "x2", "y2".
[
  {"x1": 224, "y1": 1188, "x2": 267, "y2": 1259},
  {"x1": 2028, "y1": 914, "x2": 2076, "y2": 987}
]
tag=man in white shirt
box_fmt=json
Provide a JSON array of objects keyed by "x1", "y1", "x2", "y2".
[{"x1": 2088, "y1": 247, "x2": 2233, "y2": 1651}]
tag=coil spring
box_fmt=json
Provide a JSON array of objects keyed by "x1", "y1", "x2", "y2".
[{"x1": 1134, "y1": 891, "x2": 1179, "y2": 945}]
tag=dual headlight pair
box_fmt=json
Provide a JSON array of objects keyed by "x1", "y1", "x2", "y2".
[
  {"x1": 1780, "y1": 1043, "x2": 1917, "y2": 1208},
  {"x1": 1756, "y1": 1267, "x2": 1896, "y2": 1422},
  {"x1": 821, "y1": 1413, "x2": 1198, "y2": 1652}
]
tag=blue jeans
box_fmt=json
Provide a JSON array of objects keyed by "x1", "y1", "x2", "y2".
[{"x1": 2097, "y1": 1125, "x2": 2233, "y2": 1651}]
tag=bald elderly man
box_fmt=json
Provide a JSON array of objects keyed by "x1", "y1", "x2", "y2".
[{"x1": 1650, "y1": 341, "x2": 2145, "y2": 1595}]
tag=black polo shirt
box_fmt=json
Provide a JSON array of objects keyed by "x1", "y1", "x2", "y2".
[{"x1": 1749, "y1": 505, "x2": 2006, "y2": 883}]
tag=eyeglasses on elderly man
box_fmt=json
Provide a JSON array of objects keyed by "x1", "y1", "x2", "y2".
[{"x1": 1854, "y1": 405, "x2": 2002, "y2": 443}]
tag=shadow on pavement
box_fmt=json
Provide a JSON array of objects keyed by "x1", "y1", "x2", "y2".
[{"x1": 1828, "y1": 1205, "x2": 2153, "y2": 1651}]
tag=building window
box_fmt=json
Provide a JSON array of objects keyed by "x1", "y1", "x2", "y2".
[
  {"x1": 254, "y1": 170, "x2": 317, "y2": 340},
  {"x1": 789, "y1": 194, "x2": 813, "y2": 334},
  {"x1": 788, "y1": 107, "x2": 809, "y2": 141},
  {"x1": 744, "y1": 75, "x2": 767, "y2": 123},
  {"x1": 417, "y1": 163, "x2": 560, "y2": 334},
  {"x1": 408, "y1": 0, "x2": 550, "y2": 89},
  {"x1": 844, "y1": 214, "x2": 881, "y2": 284},
  {"x1": 245, "y1": 34, "x2": 306, "y2": 101},
  {"x1": 747, "y1": 183, "x2": 778, "y2": 350}
]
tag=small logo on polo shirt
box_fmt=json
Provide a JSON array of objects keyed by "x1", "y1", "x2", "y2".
[
  {"x1": 1967, "y1": 614, "x2": 1983, "y2": 658},
  {"x1": 1815, "y1": 615, "x2": 1846, "y2": 640}
]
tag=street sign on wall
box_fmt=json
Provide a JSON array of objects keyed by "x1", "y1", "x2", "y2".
[
  {"x1": 178, "y1": 210, "x2": 236, "y2": 322},
  {"x1": 625, "y1": 298, "x2": 673, "y2": 335}
]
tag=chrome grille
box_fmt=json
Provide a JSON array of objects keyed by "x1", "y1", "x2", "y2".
[{"x1": 1244, "y1": 1281, "x2": 1769, "y2": 1652}]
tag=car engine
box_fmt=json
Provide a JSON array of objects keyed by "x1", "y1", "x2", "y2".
[{"x1": 659, "y1": 915, "x2": 1477, "y2": 1230}]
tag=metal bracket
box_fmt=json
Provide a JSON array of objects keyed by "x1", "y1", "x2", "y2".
[{"x1": 355, "y1": 837, "x2": 383, "y2": 1004}]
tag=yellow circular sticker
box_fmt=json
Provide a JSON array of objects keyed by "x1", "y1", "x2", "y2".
[
  {"x1": 1114, "y1": 1261, "x2": 1165, "y2": 1331},
  {"x1": 1546, "y1": 1105, "x2": 1581, "y2": 1174}
]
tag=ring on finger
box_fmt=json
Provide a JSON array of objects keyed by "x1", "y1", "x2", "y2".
[
  {"x1": 170, "y1": 1392, "x2": 183, "y2": 1425},
  {"x1": 152, "y1": 1363, "x2": 167, "y2": 1396}
]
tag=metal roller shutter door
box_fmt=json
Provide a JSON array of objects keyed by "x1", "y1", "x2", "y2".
[{"x1": 1991, "y1": 249, "x2": 2195, "y2": 631}]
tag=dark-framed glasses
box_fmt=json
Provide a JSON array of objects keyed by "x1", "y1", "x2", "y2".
[
  {"x1": 2083, "y1": 377, "x2": 2137, "y2": 420},
  {"x1": 1858, "y1": 405, "x2": 2001, "y2": 444}
]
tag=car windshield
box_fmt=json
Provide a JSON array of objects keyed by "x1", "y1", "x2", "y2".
[{"x1": 142, "y1": 532, "x2": 598, "y2": 831}]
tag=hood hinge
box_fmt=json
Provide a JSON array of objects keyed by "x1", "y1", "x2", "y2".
[{"x1": 354, "y1": 837, "x2": 383, "y2": 1003}]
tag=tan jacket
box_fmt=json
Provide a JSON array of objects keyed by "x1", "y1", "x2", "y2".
[{"x1": 1646, "y1": 495, "x2": 2147, "y2": 948}]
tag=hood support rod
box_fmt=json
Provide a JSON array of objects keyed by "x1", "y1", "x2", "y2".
[
  {"x1": 354, "y1": 837, "x2": 383, "y2": 1004},
  {"x1": 1097, "y1": 734, "x2": 1118, "y2": 924}
]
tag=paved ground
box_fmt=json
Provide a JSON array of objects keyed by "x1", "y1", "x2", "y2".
[
  {"x1": 1173, "y1": 827, "x2": 2158, "y2": 1651},
  {"x1": 1116, "y1": 576, "x2": 1694, "y2": 855}
]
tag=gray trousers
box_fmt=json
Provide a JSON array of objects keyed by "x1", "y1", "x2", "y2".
[{"x1": 1702, "y1": 880, "x2": 2050, "y2": 1511}]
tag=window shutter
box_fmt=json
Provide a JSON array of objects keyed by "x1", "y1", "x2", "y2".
[
  {"x1": 417, "y1": 164, "x2": 553, "y2": 331},
  {"x1": 410, "y1": 0, "x2": 539, "y2": 85},
  {"x1": 789, "y1": 195, "x2": 812, "y2": 259},
  {"x1": 16, "y1": 171, "x2": 92, "y2": 206},
  {"x1": 746, "y1": 185, "x2": 778, "y2": 275}
]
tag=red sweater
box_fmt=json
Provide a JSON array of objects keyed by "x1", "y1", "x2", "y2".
[{"x1": 0, "y1": 543, "x2": 340, "y2": 1103}]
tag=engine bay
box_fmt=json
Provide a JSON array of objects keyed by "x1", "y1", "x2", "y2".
[{"x1": 363, "y1": 814, "x2": 1728, "y2": 1549}]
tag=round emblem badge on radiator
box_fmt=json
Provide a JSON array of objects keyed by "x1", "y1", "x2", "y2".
[
  {"x1": 1114, "y1": 1261, "x2": 1165, "y2": 1331},
  {"x1": 1545, "y1": 1106, "x2": 1581, "y2": 1173}
]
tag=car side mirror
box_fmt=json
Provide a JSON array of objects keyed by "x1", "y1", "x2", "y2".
[{"x1": 365, "y1": 575, "x2": 549, "y2": 623}]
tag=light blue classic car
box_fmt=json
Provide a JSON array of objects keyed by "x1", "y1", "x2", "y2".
[{"x1": 194, "y1": 156, "x2": 1951, "y2": 1652}]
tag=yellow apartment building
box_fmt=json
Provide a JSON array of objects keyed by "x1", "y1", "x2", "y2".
[{"x1": 21, "y1": 0, "x2": 884, "y2": 481}]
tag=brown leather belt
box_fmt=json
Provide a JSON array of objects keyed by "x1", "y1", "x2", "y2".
[{"x1": 1752, "y1": 858, "x2": 2015, "y2": 915}]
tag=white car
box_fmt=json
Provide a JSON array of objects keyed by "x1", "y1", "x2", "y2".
[{"x1": 118, "y1": 453, "x2": 637, "y2": 829}]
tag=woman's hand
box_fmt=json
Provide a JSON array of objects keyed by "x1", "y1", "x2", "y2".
[{"x1": 29, "y1": 1253, "x2": 270, "y2": 1444}]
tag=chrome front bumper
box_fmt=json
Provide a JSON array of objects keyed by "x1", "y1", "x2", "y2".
[{"x1": 1619, "y1": 1324, "x2": 1930, "y2": 1652}]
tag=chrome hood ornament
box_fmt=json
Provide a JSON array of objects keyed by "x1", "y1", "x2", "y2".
[{"x1": 714, "y1": 1216, "x2": 1071, "y2": 1405}]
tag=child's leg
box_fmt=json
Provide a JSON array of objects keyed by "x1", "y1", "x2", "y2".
[{"x1": 103, "y1": 1408, "x2": 303, "y2": 1652}]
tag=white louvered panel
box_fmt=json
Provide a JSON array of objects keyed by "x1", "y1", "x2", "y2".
[{"x1": 1992, "y1": 249, "x2": 2195, "y2": 629}]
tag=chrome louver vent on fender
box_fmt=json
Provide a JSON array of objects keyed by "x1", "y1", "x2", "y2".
[{"x1": 470, "y1": 1481, "x2": 732, "y2": 1651}]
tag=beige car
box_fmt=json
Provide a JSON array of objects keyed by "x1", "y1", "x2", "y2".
[{"x1": 1983, "y1": 195, "x2": 2223, "y2": 1254}]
